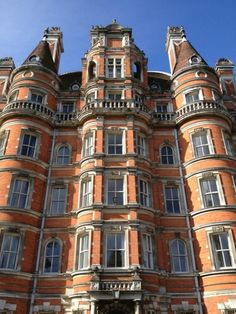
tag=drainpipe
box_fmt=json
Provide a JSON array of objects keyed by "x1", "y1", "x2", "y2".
[
  {"x1": 174, "y1": 128, "x2": 203, "y2": 314},
  {"x1": 29, "y1": 129, "x2": 56, "y2": 314}
]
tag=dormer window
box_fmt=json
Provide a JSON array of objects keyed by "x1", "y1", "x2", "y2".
[
  {"x1": 71, "y1": 83, "x2": 80, "y2": 91},
  {"x1": 189, "y1": 55, "x2": 201, "y2": 64},
  {"x1": 29, "y1": 55, "x2": 40, "y2": 62}
]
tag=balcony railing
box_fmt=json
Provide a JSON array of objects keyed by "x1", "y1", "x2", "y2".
[
  {"x1": 2, "y1": 100, "x2": 54, "y2": 119},
  {"x1": 91, "y1": 280, "x2": 142, "y2": 291},
  {"x1": 82, "y1": 100, "x2": 148, "y2": 113},
  {"x1": 152, "y1": 111, "x2": 176, "y2": 121},
  {"x1": 176, "y1": 100, "x2": 231, "y2": 123}
]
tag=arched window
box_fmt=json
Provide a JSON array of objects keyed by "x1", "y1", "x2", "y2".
[
  {"x1": 170, "y1": 239, "x2": 189, "y2": 273},
  {"x1": 88, "y1": 61, "x2": 96, "y2": 80},
  {"x1": 132, "y1": 61, "x2": 141, "y2": 80},
  {"x1": 55, "y1": 145, "x2": 71, "y2": 165},
  {"x1": 161, "y1": 145, "x2": 174, "y2": 164},
  {"x1": 44, "y1": 240, "x2": 61, "y2": 273}
]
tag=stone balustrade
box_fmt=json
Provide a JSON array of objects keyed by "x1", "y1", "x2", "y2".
[
  {"x1": 91, "y1": 280, "x2": 142, "y2": 291},
  {"x1": 176, "y1": 100, "x2": 231, "y2": 123}
]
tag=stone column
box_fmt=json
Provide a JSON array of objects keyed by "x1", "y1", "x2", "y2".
[
  {"x1": 134, "y1": 301, "x2": 141, "y2": 314},
  {"x1": 90, "y1": 301, "x2": 96, "y2": 314}
]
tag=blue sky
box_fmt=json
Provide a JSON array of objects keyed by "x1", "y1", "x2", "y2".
[{"x1": 0, "y1": 0, "x2": 236, "y2": 75}]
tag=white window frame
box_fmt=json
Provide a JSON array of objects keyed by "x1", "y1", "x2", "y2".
[
  {"x1": 107, "y1": 90, "x2": 123, "y2": 100},
  {"x1": 82, "y1": 131, "x2": 95, "y2": 157},
  {"x1": 60, "y1": 102, "x2": 74, "y2": 113},
  {"x1": 104, "y1": 231, "x2": 127, "y2": 268},
  {"x1": 29, "y1": 89, "x2": 46, "y2": 104},
  {"x1": 106, "y1": 57, "x2": 123, "y2": 78},
  {"x1": 106, "y1": 176, "x2": 125, "y2": 205},
  {"x1": 80, "y1": 176, "x2": 93, "y2": 208},
  {"x1": 198, "y1": 173, "x2": 225, "y2": 208},
  {"x1": 155, "y1": 102, "x2": 171, "y2": 113},
  {"x1": 184, "y1": 88, "x2": 203, "y2": 104},
  {"x1": 0, "y1": 233, "x2": 20, "y2": 270},
  {"x1": 170, "y1": 239, "x2": 189, "y2": 273},
  {"x1": 222, "y1": 131, "x2": 235, "y2": 156},
  {"x1": 106, "y1": 129, "x2": 125, "y2": 155},
  {"x1": 191, "y1": 129, "x2": 214, "y2": 158},
  {"x1": 86, "y1": 90, "x2": 97, "y2": 104},
  {"x1": 0, "y1": 131, "x2": 9, "y2": 156},
  {"x1": 48, "y1": 185, "x2": 67, "y2": 216},
  {"x1": 164, "y1": 185, "x2": 181, "y2": 214},
  {"x1": 43, "y1": 239, "x2": 62, "y2": 273},
  {"x1": 139, "y1": 178, "x2": 152, "y2": 207},
  {"x1": 136, "y1": 133, "x2": 147, "y2": 157},
  {"x1": 142, "y1": 233, "x2": 154, "y2": 269},
  {"x1": 76, "y1": 233, "x2": 90, "y2": 270},
  {"x1": 9, "y1": 176, "x2": 31, "y2": 209},
  {"x1": 207, "y1": 227, "x2": 236, "y2": 270},
  {"x1": 18, "y1": 131, "x2": 39, "y2": 159},
  {"x1": 8, "y1": 90, "x2": 18, "y2": 102}
]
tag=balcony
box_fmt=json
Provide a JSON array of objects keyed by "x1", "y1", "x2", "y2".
[
  {"x1": 1, "y1": 100, "x2": 54, "y2": 122},
  {"x1": 176, "y1": 100, "x2": 232, "y2": 124},
  {"x1": 152, "y1": 111, "x2": 176, "y2": 124},
  {"x1": 91, "y1": 280, "x2": 142, "y2": 291}
]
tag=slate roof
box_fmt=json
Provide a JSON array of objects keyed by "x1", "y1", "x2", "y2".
[
  {"x1": 22, "y1": 40, "x2": 56, "y2": 73},
  {"x1": 173, "y1": 40, "x2": 208, "y2": 73}
]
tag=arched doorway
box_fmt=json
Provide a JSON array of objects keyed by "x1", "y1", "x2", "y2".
[
  {"x1": 108, "y1": 311, "x2": 124, "y2": 314},
  {"x1": 98, "y1": 301, "x2": 134, "y2": 314}
]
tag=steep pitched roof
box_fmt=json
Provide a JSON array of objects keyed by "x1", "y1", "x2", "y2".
[
  {"x1": 173, "y1": 40, "x2": 208, "y2": 74},
  {"x1": 22, "y1": 40, "x2": 56, "y2": 73}
]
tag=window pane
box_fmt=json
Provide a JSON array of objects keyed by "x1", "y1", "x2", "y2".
[
  {"x1": 201, "y1": 178, "x2": 220, "y2": 208},
  {"x1": 56, "y1": 146, "x2": 70, "y2": 164},
  {"x1": 106, "y1": 233, "x2": 125, "y2": 267},
  {"x1": 0, "y1": 234, "x2": 20, "y2": 269},
  {"x1": 107, "y1": 178, "x2": 124, "y2": 205},
  {"x1": 50, "y1": 187, "x2": 66, "y2": 215},
  {"x1": 20, "y1": 134, "x2": 37, "y2": 157},
  {"x1": 171, "y1": 240, "x2": 188, "y2": 272},
  {"x1": 165, "y1": 187, "x2": 180, "y2": 213},
  {"x1": 212, "y1": 233, "x2": 232, "y2": 268},
  {"x1": 44, "y1": 240, "x2": 61, "y2": 273},
  {"x1": 10, "y1": 178, "x2": 29, "y2": 208}
]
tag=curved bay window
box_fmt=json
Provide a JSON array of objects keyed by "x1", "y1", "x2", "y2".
[
  {"x1": 105, "y1": 233, "x2": 125, "y2": 268},
  {"x1": 76, "y1": 234, "x2": 89, "y2": 269},
  {"x1": 0, "y1": 233, "x2": 20, "y2": 270}
]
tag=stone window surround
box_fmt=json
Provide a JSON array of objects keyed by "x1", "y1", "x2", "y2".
[{"x1": 206, "y1": 225, "x2": 236, "y2": 270}]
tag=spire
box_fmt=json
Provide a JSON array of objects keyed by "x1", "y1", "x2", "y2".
[
  {"x1": 22, "y1": 39, "x2": 57, "y2": 73},
  {"x1": 173, "y1": 40, "x2": 208, "y2": 74},
  {"x1": 166, "y1": 26, "x2": 207, "y2": 74}
]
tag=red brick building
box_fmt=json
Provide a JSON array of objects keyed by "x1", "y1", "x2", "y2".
[{"x1": 0, "y1": 21, "x2": 236, "y2": 314}]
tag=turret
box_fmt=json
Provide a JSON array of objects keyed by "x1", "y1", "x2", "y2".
[
  {"x1": 43, "y1": 27, "x2": 64, "y2": 72},
  {"x1": 215, "y1": 58, "x2": 236, "y2": 109},
  {"x1": 0, "y1": 57, "x2": 15, "y2": 100}
]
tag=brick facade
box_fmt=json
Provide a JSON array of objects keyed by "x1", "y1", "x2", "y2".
[{"x1": 0, "y1": 22, "x2": 236, "y2": 314}]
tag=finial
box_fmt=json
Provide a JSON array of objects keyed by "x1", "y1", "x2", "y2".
[
  {"x1": 181, "y1": 27, "x2": 187, "y2": 41},
  {"x1": 112, "y1": 19, "x2": 117, "y2": 24},
  {"x1": 43, "y1": 27, "x2": 49, "y2": 41}
]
